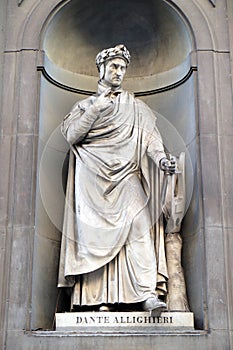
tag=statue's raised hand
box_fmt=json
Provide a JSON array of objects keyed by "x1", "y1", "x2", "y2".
[{"x1": 93, "y1": 87, "x2": 114, "y2": 114}]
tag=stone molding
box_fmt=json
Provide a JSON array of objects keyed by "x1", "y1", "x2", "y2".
[
  {"x1": 16, "y1": 1, "x2": 216, "y2": 11},
  {"x1": 37, "y1": 65, "x2": 197, "y2": 97},
  {"x1": 208, "y1": 0, "x2": 216, "y2": 7}
]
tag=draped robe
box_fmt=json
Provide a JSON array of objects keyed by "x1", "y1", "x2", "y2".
[{"x1": 58, "y1": 83, "x2": 168, "y2": 307}]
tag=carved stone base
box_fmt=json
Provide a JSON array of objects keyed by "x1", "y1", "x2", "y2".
[{"x1": 56, "y1": 311, "x2": 194, "y2": 332}]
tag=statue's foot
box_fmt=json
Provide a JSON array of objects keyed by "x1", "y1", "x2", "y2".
[
  {"x1": 142, "y1": 297, "x2": 167, "y2": 314},
  {"x1": 99, "y1": 304, "x2": 114, "y2": 312}
]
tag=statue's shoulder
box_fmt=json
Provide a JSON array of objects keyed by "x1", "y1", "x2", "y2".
[
  {"x1": 134, "y1": 97, "x2": 151, "y2": 110},
  {"x1": 122, "y1": 90, "x2": 146, "y2": 107},
  {"x1": 134, "y1": 97, "x2": 157, "y2": 121}
]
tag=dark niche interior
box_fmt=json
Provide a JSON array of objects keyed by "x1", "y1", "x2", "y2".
[{"x1": 43, "y1": 0, "x2": 192, "y2": 78}]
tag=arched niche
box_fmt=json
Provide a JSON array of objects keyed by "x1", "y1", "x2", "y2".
[
  {"x1": 42, "y1": 0, "x2": 193, "y2": 91},
  {"x1": 33, "y1": 0, "x2": 203, "y2": 330}
]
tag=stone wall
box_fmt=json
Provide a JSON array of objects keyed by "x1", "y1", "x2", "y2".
[{"x1": 0, "y1": 0, "x2": 233, "y2": 349}]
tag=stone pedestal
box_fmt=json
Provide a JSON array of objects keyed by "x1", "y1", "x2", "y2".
[{"x1": 56, "y1": 311, "x2": 194, "y2": 333}]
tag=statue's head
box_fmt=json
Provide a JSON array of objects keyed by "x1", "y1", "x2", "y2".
[{"x1": 96, "y1": 44, "x2": 131, "y2": 88}]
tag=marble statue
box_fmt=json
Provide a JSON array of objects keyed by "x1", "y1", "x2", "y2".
[{"x1": 58, "y1": 44, "x2": 177, "y2": 313}]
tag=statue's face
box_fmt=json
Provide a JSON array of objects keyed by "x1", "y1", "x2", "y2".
[{"x1": 102, "y1": 57, "x2": 127, "y2": 87}]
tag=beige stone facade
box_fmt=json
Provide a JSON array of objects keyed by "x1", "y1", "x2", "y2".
[{"x1": 0, "y1": 0, "x2": 233, "y2": 349}]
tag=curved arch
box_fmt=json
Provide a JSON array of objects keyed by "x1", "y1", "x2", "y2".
[
  {"x1": 18, "y1": 0, "x2": 215, "y2": 55},
  {"x1": 17, "y1": 0, "x2": 68, "y2": 49},
  {"x1": 42, "y1": 0, "x2": 192, "y2": 77},
  {"x1": 167, "y1": 0, "x2": 216, "y2": 50},
  {"x1": 165, "y1": 0, "x2": 216, "y2": 50}
]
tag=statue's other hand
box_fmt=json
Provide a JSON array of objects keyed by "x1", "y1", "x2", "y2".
[
  {"x1": 160, "y1": 156, "x2": 177, "y2": 174},
  {"x1": 93, "y1": 87, "x2": 114, "y2": 113}
]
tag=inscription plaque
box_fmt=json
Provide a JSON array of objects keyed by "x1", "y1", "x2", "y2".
[{"x1": 56, "y1": 312, "x2": 194, "y2": 332}]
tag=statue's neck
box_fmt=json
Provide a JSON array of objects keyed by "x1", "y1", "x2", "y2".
[{"x1": 98, "y1": 80, "x2": 122, "y2": 94}]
